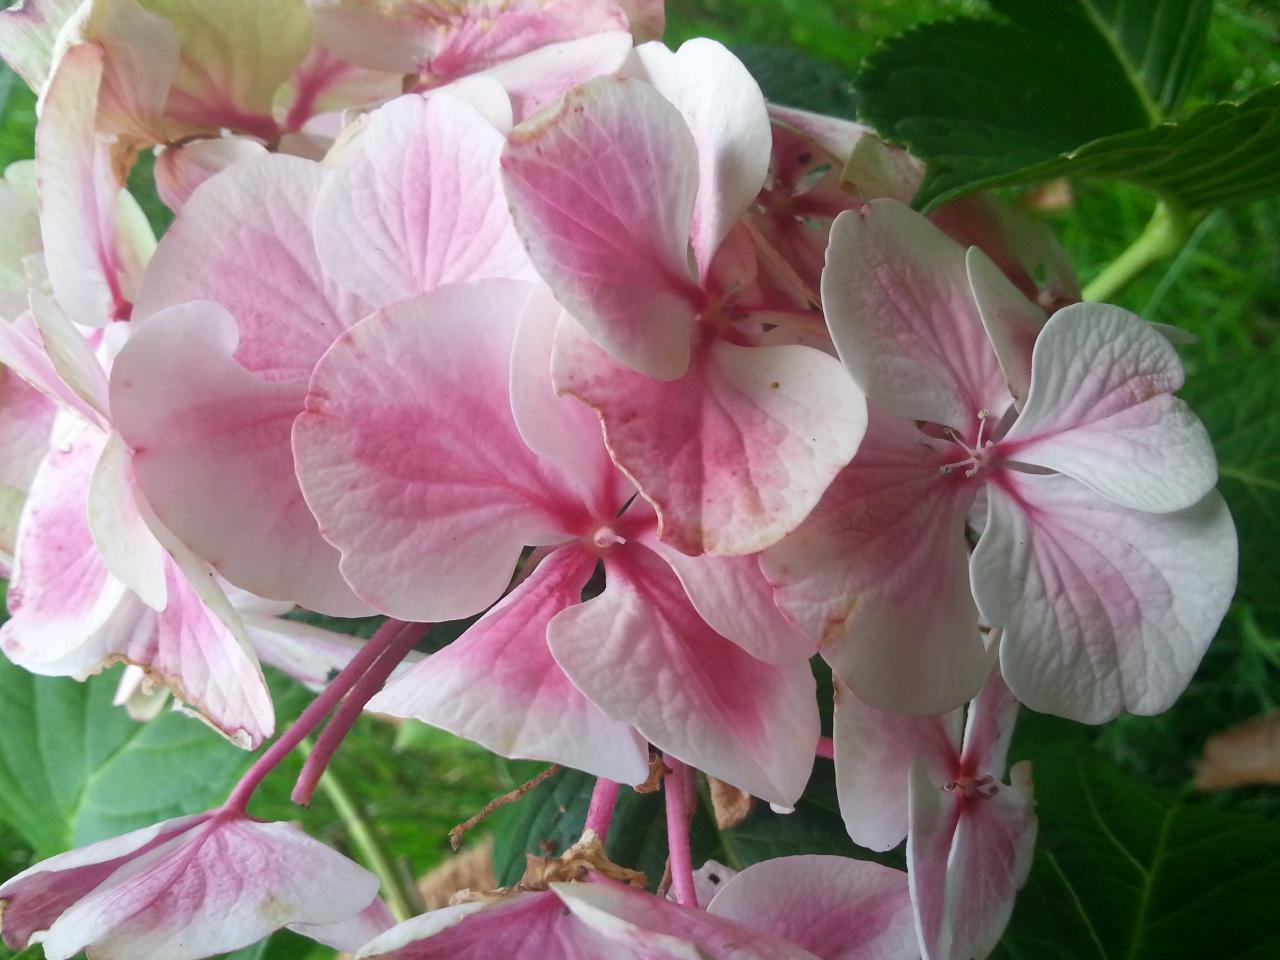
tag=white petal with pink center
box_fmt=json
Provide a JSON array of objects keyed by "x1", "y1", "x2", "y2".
[
  {"x1": 823, "y1": 200, "x2": 1013, "y2": 432},
  {"x1": 502, "y1": 75, "x2": 703, "y2": 381},
  {"x1": 368, "y1": 546, "x2": 651, "y2": 784},
  {"x1": 629, "y1": 38, "x2": 771, "y2": 278},
  {"x1": 23, "y1": 814, "x2": 377, "y2": 960},
  {"x1": 294, "y1": 281, "x2": 584, "y2": 621},
  {"x1": 762, "y1": 414, "x2": 992, "y2": 715},
  {"x1": 548, "y1": 545, "x2": 819, "y2": 806},
  {"x1": 972, "y1": 472, "x2": 1237, "y2": 723},
  {"x1": 707, "y1": 855, "x2": 919, "y2": 960},
  {"x1": 554, "y1": 318, "x2": 865, "y2": 556},
  {"x1": 314, "y1": 92, "x2": 531, "y2": 306},
  {"x1": 1001, "y1": 302, "x2": 1218, "y2": 513}
]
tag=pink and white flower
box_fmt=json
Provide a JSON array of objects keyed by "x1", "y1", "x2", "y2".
[
  {"x1": 357, "y1": 855, "x2": 916, "y2": 960},
  {"x1": 833, "y1": 670, "x2": 1036, "y2": 960},
  {"x1": 501, "y1": 43, "x2": 866, "y2": 556},
  {"x1": 764, "y1": 199, "x2": 1237, "y2": 720},
  {"x1": 0, "y1": 809, "x2": 383, "y2": 960},
  {"x1": 296, "y1": 280, "x2": 819, "y2": 804}
]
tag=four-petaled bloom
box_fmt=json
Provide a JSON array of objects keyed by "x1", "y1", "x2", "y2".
[
  {"x1": 295, "y1": 280, "x2": 820, "y2": 805},
  {"x1": 765, "y1": 199, "x2": 1237, "y2": 720},
  {"x1": 834, "y1": 670, "x2": 1036, "y2": 960},
  {"x1": 357, "y1": 855, "x2": 917, "y2": 960},
  {"x1": 0, "y1": 809, "x2": 386, "y2": 960}
]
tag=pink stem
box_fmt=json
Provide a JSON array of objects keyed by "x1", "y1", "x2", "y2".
[
  {"x1": 664, "y1": 756, "x2": 697, "y2": 908},
  {"x1": 584, "y1": 778, "x2": 621, "y2": 841},
  {"x1": 291, "y1": 620, "x2": 428, "y2": 805},
  {"x1": 224, "y1": 619, "x2": 416, "y2": 814},
  {"x1": 816, "y1": 736, "x2": 835, "y2": 760}
]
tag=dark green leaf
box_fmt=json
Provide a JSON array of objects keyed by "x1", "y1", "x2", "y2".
[
  {"x1": 856, "y1": 0, "x2": 1225, "y2": 209},
  {"x1": 996, "y1": 745, "x2": 1280, "y2": 959},
  {"x1": 940, "y1": 84, "x2": 1280, "y2": 212},
  {"x1": 731, "y1": 42, "x2": 858, "y2": 119},
  {"x1": 992, "y1": 0, "x2": 1212, "y2": 116},
  {"x1": 713, "y1": 762, "x2": 899, "y2": 870},
  {"x1": 0, "y1": 659, "x2": 250, "y2": 858}
]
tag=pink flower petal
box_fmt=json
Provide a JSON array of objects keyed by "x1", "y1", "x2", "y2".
[
  {"x1": 832, "y1": 678, "x2": 962, "y2": 852},
  {"x1": 0, "y1": 364, "x2": 55, "y2": 567},
  {"x1": 111, "y1": 300, "x2": 368, "y2": 616},
  {"x1": 631, "y1": 39, "x2": 771, "y2": 278},
  {"x1": 973, "y1": 472, "x2": 1237, "y2": 722},
  {"x1": 356, "y1": 891, "x2": 609, "y2": 959},
  {"x1": 823, "y1": 200, "x2": 1012, "y2": 431},
  {"x1": 930, "y1": 194, "x2": 1081, "y2": 311},
  {"x1": 905, "y1": 761, "x2": 963, "y2": 960},
  {"x1": 314, "y1": 92, "x2": 529, "y2": 306},
  {"x1": 87, "y1": 431, "x2": 167, "y2": 611},
  {"x1": 42, "y1": 816, "x2": 378, "y2": 960},
  {"x1": 295, "y1": 282, "x2": 586, "y2": 621},
  {"x1": 316, "y1": 0, "x2": 630, "y2": 77},
  {"x1": 957, "y1": 669, "x2": 1021, "y2": 780},
  {"x1": 548, "y1": 544, "x2": 819, "y2": 806},
  {"x1": 707, "y1": 855, "x2": 918, "y2": 960},
  {"x1": 0, "y1": 813, "x2": 209, "y2": 951},
  {"x1": 940, "y1": 762, "x2": 1037, "y2": 960},
  {"x1": 28, "y1": 292, "x2": 110, "y2": 419},
  {"x1": 91, "y1": 556, "x2": 275, "y2": 748},
  {"x1": 368, "y1": 546, "x2": 651, "y2": 784},
  {"x1": 0, "y1": 312, "x2": 106, "y2": 427},
  {"x1": 509, "y1": 285, "x2": 631, "y2": 526},
  {"x1": 557, "y1": 877, "x2": 819, "y2": 959},
  {"x1": 965, "y1": 247, "x2": 1045, "y2": 410},
  {"x1": 1001, "y1": 303, "x2": 1218, "y2": 513},
  {"x1": 767, "y1": 106, "x2": 872, "y2": 169},
  {"x1": 638, "y1": 527, "x2": 816, "y2": 664},
  {"x1": 555, "y1": 318, "x2": 864, "y2": 556},
  {"x1": 154, "y1": 137, "x2": 268, "y2": 212},
  {"x1": 1, "y1": 426, "x2": 129, "y2": 667},
  {"x1": 292, "y1": 897, "x2": 397, "y2": 952},
  {"x1": 502, "y1": 76, "x2": 703, "y2": 380},
  {"x1": 750, "y1": 119, "x2": 860, "y2": 294},
  {"x1": 762, "y1": 414, "x2": 991, "y2": 715},
  {"x1": 134, "y1": 152, "x2": 368, "y2": 382},
  {"x1": 478, "y1": 31, "x2": 633, "y2": 122},
  {"x1": 35, "y1": 42, "x2": 130, "y2": 326}
]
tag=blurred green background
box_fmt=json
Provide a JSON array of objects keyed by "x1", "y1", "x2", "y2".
[{"x1": 1, "y1": 1, "x2": 1277, "y2": 958}]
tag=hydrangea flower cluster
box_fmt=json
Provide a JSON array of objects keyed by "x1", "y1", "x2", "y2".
[{"x1": 0, "y1": 1, "x2": 1237, "y2": 959}]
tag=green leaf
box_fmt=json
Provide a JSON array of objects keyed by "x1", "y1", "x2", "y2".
[
  {"x1": 1181, "y1": 344, "x2": 1280, "y2": 616},
  {"x1": 731, "y1": 42, "x2": 858, "y2": 119},
  {"x1": 0, "y1": 65, "x2": 36, "y2": 169},
  {"x1": 959, "y1": 84, "x2": 1280, "y2": 212},
  {"x1": 0, "y1": 659, "x2": 250, "y2": 858},
  {"x1": 855, "y1": 0, "x2": 1230, "y2": 209},
  {"x1": 996, "y1": 745, "x2": 1280, "y2": 959}
]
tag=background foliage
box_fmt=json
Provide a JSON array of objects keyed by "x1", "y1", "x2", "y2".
[{"x1": 1, "y1": 1, "x2": 1277, "y2": 958}]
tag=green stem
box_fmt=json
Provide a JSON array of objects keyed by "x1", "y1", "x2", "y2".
[
  {"x1": 1082, "y1": 199, "x2": 1194, "y2": 303},
  {"x1": 298, "y1": 739, "x2": 419, "y2": 922}
]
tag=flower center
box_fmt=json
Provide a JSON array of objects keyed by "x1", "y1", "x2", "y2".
[
  {"x1": 943, "y1": 774, "x2": 999, "y2": 800},
  {"x1": 939, "y1": 409, "x2": 996, "y2": 478},
  {"x1": 591, "y1": 526, "x2": 626, "y2": 551}
]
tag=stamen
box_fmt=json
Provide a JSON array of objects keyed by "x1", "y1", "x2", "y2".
[{"x1": 593, "y1": 527, "x2": 627, "y2": 549}]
